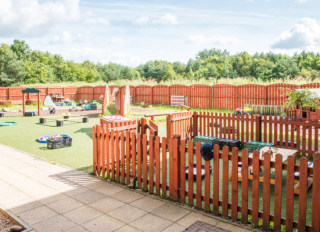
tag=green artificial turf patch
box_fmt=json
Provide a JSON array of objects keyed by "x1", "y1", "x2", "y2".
[{"x1": 0, "y1": 116, "x2": 100, "y2": 173}]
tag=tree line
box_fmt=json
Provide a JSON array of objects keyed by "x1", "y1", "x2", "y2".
[{"x1": 1, "y1": 40, "x2": 320, "y2": 86}]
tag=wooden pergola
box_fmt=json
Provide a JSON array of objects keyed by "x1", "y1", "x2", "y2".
[{"x1": 22, "y1": 88, "x2": 41, "y2": 116}]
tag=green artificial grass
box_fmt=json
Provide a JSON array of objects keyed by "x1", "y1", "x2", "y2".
[{"x1": 0, "y1": 116, "x2": 100, "y2": 173}]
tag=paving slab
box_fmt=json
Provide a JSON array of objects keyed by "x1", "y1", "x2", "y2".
[
  {"x1": 82, "y1": 214, "x2": 124, "y2": 232},
  {"x1": 0, "y1": 143, "x2": 253, "y2": 232},
  {"x1": 108, "y1": 204, "x2": 147, "y2": 223},
  {"x1": 129, "y1": 213, "x2": 173, "y2": 232},
  {"x1": 88, "y1": 197, "x2": 125, "y2": 213},
  {"x1": 151, "y1": 204, "x2": 190, "y2": 222},
  {"x1": 31, "y1": 215, "x2": 76, "y2": 232},
  {"x1": 47, "y1": 197, "x2": 84, "y2": 214}
]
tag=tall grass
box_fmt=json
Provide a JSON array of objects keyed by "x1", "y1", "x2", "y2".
[{"x1": 17, "y1": 76, "x2": 320, "y2": 88}]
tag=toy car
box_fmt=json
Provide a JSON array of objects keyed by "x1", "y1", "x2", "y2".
[{"x1": 234, "y1": 107, "x2": 252, "y2": 116}]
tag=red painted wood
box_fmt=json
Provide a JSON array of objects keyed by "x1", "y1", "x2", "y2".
[
  {"x1": 241, "y1": 149, "x2": 248, "y2": 223},
  {"x1": 231, "y1": 148, "x2": 238, "y2": 220},
  {"x1": 262, "y1": 152, "x2": 271, "y2": 230},
  {"x1": 196, "y1": 142, "x2": 202, "y2": 209},
  {"x1": 213, "y1": 144, "x2": 220, "y2": 215},
  {"x1": 162, "y1": 137, "x2": 167, "y2": 197},
  {"x1": 188, "y1": 141, "x2": 194, "y2": 207},
  {"x1": 222, "y1": 146, "x2": 229, "y2": 217}
]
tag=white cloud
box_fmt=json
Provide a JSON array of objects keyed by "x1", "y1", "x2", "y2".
[
  {"x1": 297, "y1": 0, "x2": 311, "y2": 3},
  {"x1": 133, "y1": 14, "x2": 178, "y2": 26},
  {"x1": 271, "y1": 18, "x2": 320, "y2": 49},
  {"x1": 110, "y1": 37, "x2": 124, "y2": 44},
  {"x1": 156, "y1": 13, "x2": 178, "y2": 25},
  {"x1": 185, "y1": 34, "x2": 239, "y2": 45},
  {"x1": 133, "y1": 16, "x2": 150, "y2": 25},
  {"x1": 84, "y1": 17, "x2": 110, "y2": 26},
  {"x1": 40, "y1": 31, "x2": 90, "y2": 44},
  {"x1": 65, "y1": 47, "x2": 145, "y2": 67},
  {"x1": 53, "y1": 31, "x2": 74, "y2": 43},
  {"x1": 0, "y1": 0, "x2": 80, "y2": 37}
]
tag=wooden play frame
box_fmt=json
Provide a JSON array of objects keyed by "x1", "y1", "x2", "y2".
[{"x1": 22, "y1": 88, "x2": 41, "y2": 116}]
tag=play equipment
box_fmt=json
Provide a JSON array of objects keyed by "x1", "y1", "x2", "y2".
[
  {"x1": 110, "y1": 85, "x2": 130, "y2": 116},
  {"x1": 22, "y1": 88, "x2": 41, "y2": 116},
  {"x1": 234, "y1": 107, "x2": 252, "y2": 116},
  {"x1": 39, "y1": 114, "x2": 89, "y2": 127},
  {"x1": 0, "y1": 122, "x2": 16, "y2": 126},
  {"x1": 37, "y1": 134, "x2": 70, "y2": 144},
  {"x1": 99, "y1": 115, "x2": 154, "y2": 135},
  {"x1": 100, "y1": 115, "x2": 134, "y2": 131},
  {"x1": 36, "y1": 135, "x2": 50, "y2": 143},
  {"x1": 102, "y1": 85, "x2": 110, "y2": 115},
  {"x1": 43, "y1": 95, "x2": 55, "y2": 107},
  {"x1": 47, "y1": 134, "x2": 72, "y2": 149}
]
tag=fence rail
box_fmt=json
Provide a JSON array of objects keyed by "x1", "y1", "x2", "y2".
[
  {"x1": 167, "y1": 112, "x2": 320, "y2": 157},
  {"x1": 2, "y1": 83, "x2": 320, "y2": 109},
  {"x1": 93, "y1": 125, "x2": 320, "y2": 232}
]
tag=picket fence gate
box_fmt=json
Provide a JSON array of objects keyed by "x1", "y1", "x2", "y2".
[{"x1": 93, "y1": 124, "x2": 320, "y2": 232}]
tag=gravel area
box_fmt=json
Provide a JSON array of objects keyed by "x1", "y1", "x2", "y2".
[
  {"x1": 0, "y1": 209, "x2": 16, "y2": 232},
  {"x1": 2, "y1": 106, "x2": 101, "y2": 118}
]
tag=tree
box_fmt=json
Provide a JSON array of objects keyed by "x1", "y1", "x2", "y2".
[
  {"x1": 0, "y1": 44, "x2": 26, "y2": 86},
  {"x1": 10, "y1": 40, "x2": 31, "y2": 60},
  {"x1": 285, "y1": 89, "x2": 319, "y2": 118}
]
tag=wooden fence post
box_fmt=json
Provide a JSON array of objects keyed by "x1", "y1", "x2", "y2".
[
  {"x1": 7, "y1": 88, "x2": 10, "y2": 101},
  {"x1": 193, "y1": 111, "x2": 198, "y2": 137},
  {"x1": 312, "y1": 152, "x2": 320, "y2": 231},
  {"x1": 166, "y1": 114, "x2": 173, "y2": 139},
  {"x1": 210, "y1": 86, "x2": 213, "y2": 109},
  {"x1": 22, "y1": 93, "x2": 26, "y2": 116},
  {"x1": 93, "y1": 125, "x2": 97, "y2": 174},
  {"x1": 141, "y1": 117, "x2": 147, "y2": 135},
  {"x1": 255, "y1": 114, "x2": 262, "y2": 142},
  {"x1": 151, "y1": 86, "x2": 154, "y2": 105},
  {"x1": 169, "y1": 138, "x2": 180, "y2": 201},
  {"x1": 168, "y1": 86, "x2": 171, "y2": 105},
  {"x1": 120, "y1": 88, "x2": 124, "y2": 116}
]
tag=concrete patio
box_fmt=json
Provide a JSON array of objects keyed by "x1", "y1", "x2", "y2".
[{"x1": 0, "y1": 143, "x2": 252, "y2": 232}]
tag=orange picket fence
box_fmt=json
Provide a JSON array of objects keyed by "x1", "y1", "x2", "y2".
[
  {"x1": 166, "y1": 112, "x2": 320, "y2": 157},
  {"x1": 93, "y1": 124, "x2": 320, "y2": 231}
]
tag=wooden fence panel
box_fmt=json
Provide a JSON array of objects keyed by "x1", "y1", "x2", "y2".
[
  {"x1": 135, "y1": 85, "x2": 152, "y2": 104},
  {"x1": 63, "y1": 86, "x2": 78, "y2": 100},
  {"x1": 93, "y1": 124, "x2": 318, "y2": 231},
  {"x1": 2, "y1": 83, "x2": 320, "y2": 110},
  {"x1": 0, "y1": 87, "x2": 8, "y2": 101},
  {"x1": 212, "y1": 84, "x2": 237, "y2": 109},
  {"x1": 189, "y1": 84, "x2": 211, "y2": 108},
  {"x1": 153, "y1": 85, "x2": 169, "y2": 105},
  {"x1": 93, "y1": 85, "x2": 106, "y2": 101},
  {"x1": 238, "y1": 84, "x2": 266, "y2": 107},
  {"x1": 78, "y1": 86, "x2": 94, "y2": 100},
  {"x1": 266, "y1": 83, "x2": 296, "y2": 106}
]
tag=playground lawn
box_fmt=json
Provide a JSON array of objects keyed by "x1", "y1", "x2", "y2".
[
  {"x1": 0, "y1": 105, "x2": 313, "y2": 226},
  {"x1": 0, "y1": 105, "x2": 232, "y2": 174},
  {"x1": 0, "y1": 115, "x2": 99, "y2": 173}
]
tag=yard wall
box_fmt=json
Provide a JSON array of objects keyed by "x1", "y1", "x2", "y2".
[{"x1": 1, "y1": 83, "x2": 320, "y2": 109}]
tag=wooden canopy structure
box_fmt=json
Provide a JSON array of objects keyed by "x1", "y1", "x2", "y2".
[{"x1": 22, "y1": 88, "x2": 41, "y2": 116}]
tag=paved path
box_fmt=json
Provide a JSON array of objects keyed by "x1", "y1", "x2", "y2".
[{"x1": 0, "y1": 143, "x2": 252, "y2": 232}]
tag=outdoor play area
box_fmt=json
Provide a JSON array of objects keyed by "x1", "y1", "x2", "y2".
[{"x1": 1, "y1": 84, "x2": 320, "y2": 232}]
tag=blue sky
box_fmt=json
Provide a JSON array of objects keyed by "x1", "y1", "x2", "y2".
[{"x1": 0, "y1": 0, "x2": 319, "y2": 67}]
